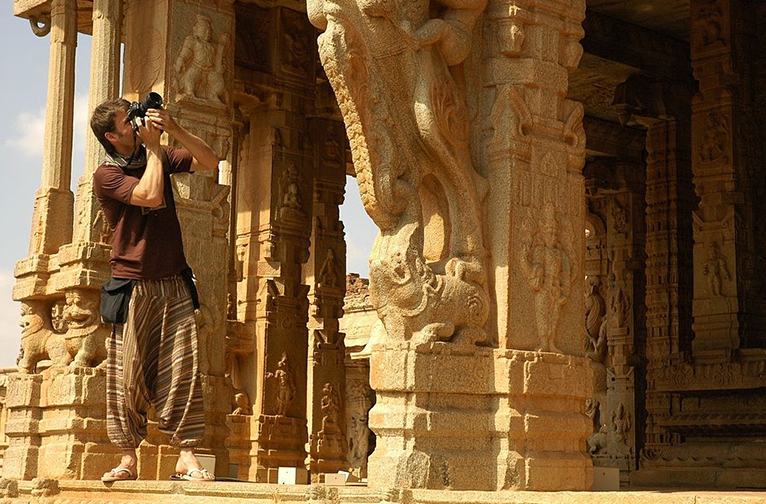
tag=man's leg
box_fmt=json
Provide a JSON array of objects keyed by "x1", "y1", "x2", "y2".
[
  {"x1": 104, "y1": 293, "x2": 155, "y2": 480},
  {"x1": 152, "y1": 275, "x2": 212, "y2": 480}
]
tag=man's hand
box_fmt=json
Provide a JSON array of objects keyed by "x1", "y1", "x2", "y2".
[
  {"x1": 136, "y1": 115, "x2": 162, "y2": 150},
  {"x1": 145, "y1": 108, "x2": 179, "y2": 136},
  {"x1": 143, "y1": 107, "x2": 219, "y2": 171}
]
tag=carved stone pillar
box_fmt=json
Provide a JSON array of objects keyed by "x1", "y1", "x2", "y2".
[
  {"x1": 609, "y1": 73, "x2": 695, "y2": 482},
  {"x1": 8, "y1": 0, "x2": 120, "y2": 482},
  {"x1": 120, "y1": 0, "x2": 235, "y2": 477},
  {"x1": 28, "y1": 0, "x2": 76, "y2": 257},
  {"x1": 306, "y1": 119, "x2": 348, "y2": 479},
  {"x1": 69, "y1": 0, "x2": 122, "y2": 269},
  {"x1": 173, "y1": 174, "x2": 231, "y2": 472},
  {"x1": 482, "y1": 0, "x2": 593, "y2": 491},
  {"x1": 691, "y1": 0, "x2": 766, "y2": 354},
  {"x1": 635, "y1": 116, "x2": 695, "y2": 478},
  {"x1": 310, "y1": 0, "x2": 591, "y2": 491},
  {"x1": 628, "y1": 0, "x2": 766, "y2": 489},
  {"x1": 233, "y1": 4, "x2": 318, "y2": 482},
  {"x1": 14, "y1": 0, "x2": 78, "y2": 305},
  {"x1": 583, "y1": 159, "x2": 647, "y2": 485}
]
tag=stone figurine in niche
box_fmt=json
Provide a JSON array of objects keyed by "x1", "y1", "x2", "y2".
[
  {"x1": 584, "y1": 276, "x2": 606, "y2": 360},
  {"x1": 318, "y1": 382, "x2": 345, "y2": 456},
  {"x1": 703, "y1": 241, "x2": 731, "y2": 297},
  {"x1": 232, "y1": 392, "x2": 252, "y2": 415},
  {"x1": 346, "y1": 391, "x2": 371, "y2": 473},
  {"x1": 698, "y1": 112, "x2": 729, "y2": 163},
  {"x1": 611, "y1": 199, "x2": 629, "y2": 234},
  {"x1": 520, "y1": 202, "x2": 573, "y2": 352},
  {"x1": 279, "y1": 164, "x2": 305, "y2": 219},
  {"x1": 266, "y1": 352, "x2": 296, "y2": 416},
  {"x1": 320, "y1": 382, "x2": 341, "y2": 436},
  {"x1": 611, "y1": 402, "x2": 632, "y2": 454},
  {"x1": 318, "y1": 248, "x2": 340, "y2": 289},
  {"x1": 308, "y1": 0, "x2": 491, "y2": 346},
  {"x1": 174, "y1": 14, "x2": 230, "y2": 103}
]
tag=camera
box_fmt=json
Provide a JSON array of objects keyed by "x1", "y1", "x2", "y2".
[{"x1": 127, "y1": 92, "x2": 163, "y2": 131}]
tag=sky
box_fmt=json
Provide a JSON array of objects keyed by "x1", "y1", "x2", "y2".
[{"x1": 0, "y1": 12, "x2": 376, "y2": 368}]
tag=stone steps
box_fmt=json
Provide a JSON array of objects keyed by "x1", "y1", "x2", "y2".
[{"x1": 0, "y1": 480, "x2": 764, "y2": 504}]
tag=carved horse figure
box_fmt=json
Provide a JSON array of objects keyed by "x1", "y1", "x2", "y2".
[{"x1": 308, "y1": 0, "x2": 490, "y2": 345}]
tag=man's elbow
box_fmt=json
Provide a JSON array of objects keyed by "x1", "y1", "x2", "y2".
[{"x1": 131, "y1": 188, "x2": 163, "y2": 207}]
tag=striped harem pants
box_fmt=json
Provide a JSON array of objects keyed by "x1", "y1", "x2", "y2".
[{"x1": 106, "y1": 274, "x2": 205, "y2": 449}]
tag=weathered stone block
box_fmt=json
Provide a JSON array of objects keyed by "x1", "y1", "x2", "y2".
[{"x1": 5, "y1": 375, "x2": 42, "y2": 409}]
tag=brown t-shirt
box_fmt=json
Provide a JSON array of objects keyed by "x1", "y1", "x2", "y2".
[{"x1": 93, "y1": 146, "x2": 193, "y2": 279}]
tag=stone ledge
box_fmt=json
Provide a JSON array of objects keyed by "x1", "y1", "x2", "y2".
[{"x1": 0, "y1": 480, "x2": 763, "y2": 504}]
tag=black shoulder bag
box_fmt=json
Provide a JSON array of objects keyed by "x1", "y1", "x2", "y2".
[{"x1": 100, "y1": 278, "x2": 135, "y2": 324}]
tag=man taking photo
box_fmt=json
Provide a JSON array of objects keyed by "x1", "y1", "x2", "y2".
[{"x1": 90, "y1": 97, "x2": 218, "y2": 482}]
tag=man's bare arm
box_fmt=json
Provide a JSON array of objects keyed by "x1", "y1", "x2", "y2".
[
  {"x1": 130, "y1": 120, "x2": 165, "y2": 207},
  {"x1": 146, "y1": 108, "x2": 219, "y2": 171}
]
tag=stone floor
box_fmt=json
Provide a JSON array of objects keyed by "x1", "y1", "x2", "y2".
[{"x1": 2, "y1": 480, "x2": 765, "y2": 504}]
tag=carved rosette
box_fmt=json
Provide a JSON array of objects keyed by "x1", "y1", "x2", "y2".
[{"x1": 309, "y1": 0, "x2": 490, "y2": 346}]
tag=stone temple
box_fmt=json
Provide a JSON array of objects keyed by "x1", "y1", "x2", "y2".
[{"x1": 1, "y1": 0, "x2": 766, "y2": 502}]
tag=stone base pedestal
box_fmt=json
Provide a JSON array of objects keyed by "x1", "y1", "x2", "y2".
[
  {"x1": 634, "y1": 442, "x2": 766, "y2": 489},
  {"x1": 632, "y1": 468, "x2": 766, "y2": 489},
  {"x1": 497, "y1": 350, "x2": 593, "y2": 491},
  {"x1": 226, "y1": 414, "x2": 252, "y2": 480},
  {"x1": 368, "y1": 342, "x2": 497, "y2": 490},
  {"x1": 367, "y1": 344, "x2": 593, "y2": 491},
  {"x1": 3, "y1": 374, "x2": 42, "y2": 480},
  {"x1": 253, "y1": 415, "x2": 307, "y2": 483},
  {"x1": 310, "y1": 429, "x2": 348, "y2": 481},
  {"x1": 3, "y1": 368, "x2": 112, "y2": 481}
]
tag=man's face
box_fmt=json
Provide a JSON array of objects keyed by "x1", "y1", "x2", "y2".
[{"x1": 107, "y1": 109, "x2": 141, "y2": 153}]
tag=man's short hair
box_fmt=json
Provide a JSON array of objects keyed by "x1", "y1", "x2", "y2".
[{"x1": 90, "y1": 99, "x2": 130, "y2": 154}]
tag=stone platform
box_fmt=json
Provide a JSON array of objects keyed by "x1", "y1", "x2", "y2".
[{"x1": 1, "y1": 480, "x2": 764, "y2": 504}]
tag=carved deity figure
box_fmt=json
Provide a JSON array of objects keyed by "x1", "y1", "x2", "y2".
[
  {"x1": 520, "y1": 203, "x2": 572, "y2": 352},
  {"x1": 279, "y1": 164, "x2": 305, "y2": 220},
  {"x1": 703, "y1": 241, "x2": 731, "y2": 298},
  {"x1": 266, "y1": 352, "x2": 296, "y2": 416},
  {"x1": 698, "y1": 112, "x2": 729, "y2": 163},
  {"x1": 608, "y1": 277, "x2": 630, "y2": 329},
  {"x1": 318, "y1": 248, "x2": 340, "y2": 289},
  {"x1": 346, "y1": 382, "x2": 372, "y2": 473},
  {"x1": 611, "y1": 199, "x2": 629, "y2": 233},
  {"x1": 584, "y1": 276, "x2": 605, "y2": 357},
  {"x1": 173, "y1": 14, "x2": 229, "y2": 103},
  {"x1": 308, "y1": 0, "x2": 490, "y2": 346},
  {"x1": 317, "y1": 382, "x2": 345, "y2": 457},
  {"x1": 585, "y1": 398, "x2": 607, "y2": 455},
  {"x1": 320, "y1": 382, "x2": 341, "y2": 436},
  {"x1": 611, "y1": 402, "x2": 631, "y2": 449},
  {"x1": 696, "y1": 4, "x2": 723, "y2": 48}
]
